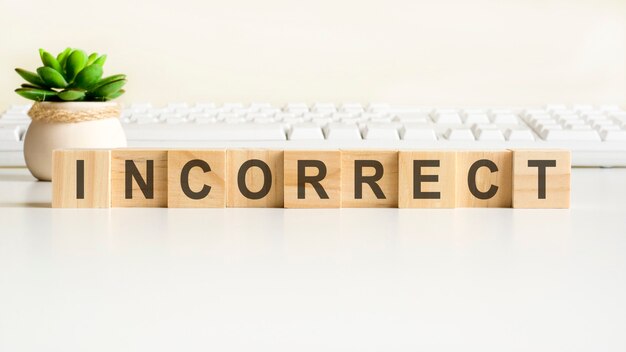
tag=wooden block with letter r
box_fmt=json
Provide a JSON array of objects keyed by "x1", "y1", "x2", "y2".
[
  {"x1": 52, "y1": 149, "x2": 111, "y2": 208},
  {"x1": 227, "y1": 149, "x2": 284, "y2": 208},
  {"x1": 512, "y1": 149, "x2": 571, "y2": 208},
  {"x1": 455, "y1": 151, "x2": 512, "y2": 208},
  {"x1": 111, "y1": 149, "x2": 168, "y2": 207},
  {"x1": 398, "y1": 151, "x2": 456, "y2": 208},
  {"x1": 341, "y1": 150, "x2": 398, "y2": 208},
  {"x1": 284, "y1": 150, "x2": 341, "y2": 208},
  {"x1": 168, "y1": 149, "x2": 227, "y2": 208}
]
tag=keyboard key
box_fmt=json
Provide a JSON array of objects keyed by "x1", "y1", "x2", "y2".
[
  {"x1": 400, "y1": 124, "x2": 437, "y2": 141},
  {"x1": 542, "y1": 129, "x2": 601, "y2": 141},
  {"x1": 362, "y1": 123, "x2": 399, "y2": 140},
  {"x1": 433, "y1": 112, "x2": 462, "y2": 124},
  {"x1": 474, "y1": 128, "x2": 505, "y2": 141},
  {"x1": 504, "y1": 129, "x2": 535, "y2": 141},
  {"x1": 288, "y1": 123, "x2": 324, "y2": 140},
  {"x1": 444, "y1": 128, "x2": 474, "y2": 141},
  {"x1": 323, "y1": 123, "x2": 362, "y2": 140},
  {"x1": 463, "y1": 113, "x2": 490, "y2": 124},
  {"x1": 490, "y1": 113, "x2": 518, "y2": 124},
  {"x1": 601, "y1": 129, "x2": 626, "y2": 141},
  {"x1": 0, "y1": 126, "x2": 21, "y2": 142}
]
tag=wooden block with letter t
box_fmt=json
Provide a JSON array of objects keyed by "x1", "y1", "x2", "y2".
[
  {"x1": 227, "y1": 149, "x2": 284, "y2": 208},
  {"x1": 52, "y1": 149, "x2": 111, "y2": 208},
  {"x1": 284, "y1": 150, "x2": 341, "y2": 208},
  {"x1": 111, "y1": 149, "x2": 168, "y2": 207},
  {"x1": 398, "y1": 151, "x2": 456, "y2": 208},
  {"x1": 168, "y1": 150, "x2": 226, "y2": 208},
  {"x1": 341, "y1": 150, "x2": 398, "y2": 207},
  {"x1": 456, "y1": 151, "x2": 512, "y2": 208},
  {"x1": 512, "y1": 149, "x2": 571, "y2": 208}
]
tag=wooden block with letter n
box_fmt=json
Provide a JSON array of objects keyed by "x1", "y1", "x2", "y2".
[
  {"x1": 52, "y1": 149, "x2": 111, "y2": 208},
  {"x1": 341, "y1": 150, "x2": 398, "y2": 207},
  {"x1": 398, "y1": 151, "x2": 457, "y2": 208},
  {"x1": 168, "y1": 150, "x2": 226, "y2": 208},
  {"x1": 512, "y1": 149, "x2": 571, "y2": 208},
  {"x1": 111, "y1": 149, "x2": 168, "y2": 207},
  {"x1": 456, "y1": 151, "x2": 512, "y2": 208},
  {"x1": 284, "y1": 150, "x2": 341, "y2": 208},
  {"x1": 227, "y1": 149, "x2": 284, "y2": 208}
]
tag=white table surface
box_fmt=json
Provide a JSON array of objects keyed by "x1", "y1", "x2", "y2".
[{"x1": 0, "y1": 167, "x2": 625, "y2": 351}]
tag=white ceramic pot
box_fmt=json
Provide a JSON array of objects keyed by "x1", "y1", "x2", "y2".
[{"x1": 24, "y1": 102, "x2": 127, "y2": 181}]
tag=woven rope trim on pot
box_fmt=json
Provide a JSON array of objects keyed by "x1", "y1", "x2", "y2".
[{"x1": 28, "y1": 103, "x2": 121, "y2": 123}]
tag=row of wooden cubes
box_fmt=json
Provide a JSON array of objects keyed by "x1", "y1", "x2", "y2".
[{"x1": 52, "y1": 149, "x2": 570, "y2": 208}]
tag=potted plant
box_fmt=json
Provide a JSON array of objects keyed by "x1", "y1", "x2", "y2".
[{"x1": 15, "y1": 48, "x2": 128, "y2": 181}]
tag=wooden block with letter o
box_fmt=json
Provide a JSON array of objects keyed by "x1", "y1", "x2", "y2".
[
  {"x1": 398, "y1": 151, "x2": 457, "y2": 208},
  {"x1": 512, "y1": 149, "x2": 570, "y2": 208},
  {"x1": 111, "y1": 149, "x2": 168, "y2": 207},
  {"x1": 227, "y1": 149, "x2": 284, "y2": 208},
  {"x1": 52, "y1": 149, "x2": 111, "y2": 208},
  {"x1": 284, "y1": 150, "x2": 341, "y2": 208},
  {"x1": 456, "y1": 151, "x2": 512, "y2": 208},
  {"x1": 341, "y1": 150, "x2": 398, "y2": 207},
  {"x1": 168, "y1": 150, "x2": 226, "y2": 208}
]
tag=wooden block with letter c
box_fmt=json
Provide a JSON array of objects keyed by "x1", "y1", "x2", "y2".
[
  {"x1": 167, "y1": 150, "x2": 227, "y2": 208},
  {"x1": 455, "y1": 151, "x2": 512, "y2": 208},
  {"x1": 284, "y1": 150, "x2": 341, "y2": 208},
  {"x1": 226, "y1": 149, "x2": 284, "y2": 208},
  {"x1": 52, "y1": 149, "x2": 111, "y2": 208},
  {"x1": 512, "y1": 149, "x2": 571, "y2": 208},
  {"x1": 111, "y1": 149, "x2": 168, "y2": 207}
]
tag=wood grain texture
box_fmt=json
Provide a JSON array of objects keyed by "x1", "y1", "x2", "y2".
[
  {"x1": 455, "y1": 151, "x2": 512, "y2": 208},
  {"x1": 52, "y1": 149, "x2": 111, "y2": 208},
  {"x1": 168, "y1": 150, "x2": 226, "y2": 208},
  {"x1": 227, "y1": 149, "x2": 284, "y2": 208},
  {"x1": 111, "y1": 149, "x2": 168, "y2": 207},
  {"x1": 341, "y1": 150, "x2": 398, "y2": 208},
  {"x1": 284, "y1": 150, "x2": 341, "y2": 208},
  {"x1": 398, "y1": 151, "x2": 456, "y2": 208},
  {"x1": 512, "y1": 149, "x2": 570, "y2": 208}
]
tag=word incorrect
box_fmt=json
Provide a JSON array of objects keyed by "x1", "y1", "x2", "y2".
[{"x1": 52, "y1": 149, "x2": 571, "y2": 209}]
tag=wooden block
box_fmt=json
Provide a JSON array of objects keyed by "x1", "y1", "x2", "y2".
[
  {"x1": 284, "y1": 150, "x2": 341, "y2": 208},
  {"x1": 111, "y1": 149, "x2": 168, "y2": 207},
  {"x1": 52, "y1": 149, "x2": 111, "y2": 208},
  {"x1": 398, "y1": 151, "x2": 456, "y2": 208},
  {"x1": 512, "y1": 149, "x2": 571, "y2": 208},
  {"x1": 456, "y1": 151, "x2": 512, "y2": 207},
  {"x1": 341, "y1": 150, "x2": 398, "y2": 207},
  {"x1": 168, "y1": 150, "x2": 226, "y2": 208},
  {"x1": 226, "y1": 149, "x2": 284, "y2": 208}
]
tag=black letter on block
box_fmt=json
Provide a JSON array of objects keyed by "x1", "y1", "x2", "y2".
[
  {"x1": 76, "y1": 159, "x2": 85, "y2": 199},
  {"x1": 297, "y1": 160, "x2": 328, "y2": 199},
  {"x1": 468, "y1": 159, "x2": 498, "y2": 200},
  {"x1": 180, "y1": 159, "x2": 211, "y2": 200},
  {"x1": 354, "y1": 160, "x2": 385, "y2": 199},
  {"x1": 528, "y1": 160, "x2": 556, "y2": 199},
  {"x1": 125, "y1": 160, "x2": 154, "y2": 199},
  {"x1": 413, "y1": 160, "x2": 440, "y2": 199},
  {"x1": 238, "y1": 159, "x2": 272, "y2": 200}
]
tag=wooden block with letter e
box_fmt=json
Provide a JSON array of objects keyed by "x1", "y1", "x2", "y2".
[
  {"x1": 284, "y1": 150, "x2": 341, "y2": 208},
  {"x1": 341, "y1": 150, "x2": 398, "y2": 207},
  {"x1": 111, "y1": 149, "x2": 168, "y2": 207},
  {"x1": 227, "y1": 149, "x2": 284, "y2": 208},
  {"x1": 456, "y1": 151, "x2": 512, "y2": 208},
  {"x1": 52, "y1": 149, "x2": 111, "y2": 208},
  {"x1": 168, "y1": 150, "x2": 226, "y2": 208},
  {"x1": 398, "y1": 151, "x2": 456, "y2": 208},
  {"x1": 512, "y1": 149, "x2": 571, "y2": 208}
]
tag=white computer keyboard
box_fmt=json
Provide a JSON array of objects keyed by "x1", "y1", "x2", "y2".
[{"x1": 1, "y1": 103, "x2": 626, "y2": 167}]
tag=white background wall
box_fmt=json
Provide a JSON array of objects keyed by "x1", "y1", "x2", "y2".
[{"x1": 1, "y1": 0, "x2": 625, "y2": 109}]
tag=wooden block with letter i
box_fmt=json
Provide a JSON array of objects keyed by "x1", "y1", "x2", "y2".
[
  {"x1": 227, "y1": 149, "x2": 283, "y2": 208},
  {"x1": 168, "y1": 150, "x2": 226, "y2": 208},
  {"x1": 512, "y1": 149, "x2": 570, "y2": 208},
  {"x1": 111, "y1": 149, "x2": 168, "y2": 207},
  {"x1": 52, "y1": 149, "x2": 111, "y2": 208},
  {"x1": 456, "y1": 151, "x2": 512, "y2": 208},
  {"x1": 341, "y1": 150, "x2": 398, "y2": 207},
  {"x1": 284, "y1": 150, "x2": 341, "y2": 208},
  {"x1": 398, "y1": 151, "x2": 456, "y2": 208}
]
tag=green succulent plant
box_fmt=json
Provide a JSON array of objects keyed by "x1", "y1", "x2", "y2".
[{"x1": 14, "y1": 48, "x2": 127, "y2": 102}]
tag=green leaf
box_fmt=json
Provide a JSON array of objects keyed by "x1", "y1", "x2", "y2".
[
  {"x1": 93, "y1": 54, "x2": 107, "y2": 66},
  {"x1": 106, "y1": 89, "x2": 125, "y2": 100},
  {"x1": 57, "y1": 47, "x2": 72, "y2": 69},
  {"x1": 41, "y1": 50, "x2": 64, "y2": 75},
  {"x1": 65, "y1": 49, "x2": 87, "y2": 81},
  {"x1": 58, "y1": 89, "x2": 86, "y2": 101},
  {"x1": 91, "y1": 74, "x2": 126, "y2": 89},
  {"x1": 37, "y1": 66, "x2": 68, "y2": 88},
  {"x1": 21, "y1": 83, "x2": 43, "y2": 89},
  {"x1": 15, "y1": 68, "x2": 47, "y2": 88},
  {"x1": 73, "y1": 64, "x2": 103, "y2": 89},
  {"x1": 38, "y1": 48, "x2": 45, "y2": 61},
  {"x1": 15, "y1": 87, "x2": 58, "y2": 102},
  {"x1": 91, "y1": 79, "x2": 126, "y2": 97},
  {"x1": 86, "y1": 53, "x2": 98, "y2": 66}
]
